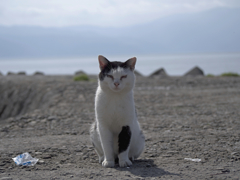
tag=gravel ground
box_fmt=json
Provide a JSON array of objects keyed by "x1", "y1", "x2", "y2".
[{"x1": 0, "y1": 75, "x2": 240, "y2": 180}]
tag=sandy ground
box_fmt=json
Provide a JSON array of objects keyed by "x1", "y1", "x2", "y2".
[{"x1": 0, "y1": 75, "x2": 240, "y2": 180}]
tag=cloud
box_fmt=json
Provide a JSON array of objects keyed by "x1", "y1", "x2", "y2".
[{"x1": 0, "y1": 0, "x2": 239, "y2": 27}]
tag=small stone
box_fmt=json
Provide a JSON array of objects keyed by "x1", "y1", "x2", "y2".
[
  {"x1": 149, "y1": 154, "x2": 157, "y2": 157},
  {"x1": 47, "y1": 116, "x2": 57, "y2": 121},
  {"x1": 83, "y1": 156, "x2": 88, "y2": 160},
  {"x1": 38, "y1": 160, "x2": 45, "y2": 164},
  {"x1": 41, "y1": 119, "x2": 47, "y2": 123},
  {"x1": 222, "y1": 169, "x2": 230, "y2": 173},
  {"x1": 29, "y1": 121, "x2": 37, "y2": 126},
  {"x1": 231, "y1": 152, "x2": 239, "y2": 156},
  {"x1": 216, "y1": 167, "x2": 224, "y2": 170},
  {"x1": 146, "y1": 164, "x2": 151, "y2": 167},
  {"x1": 35, "y1": 152, "x2": 42, "y2": 155},
  {"x1": 0, "y1": 168, "x2": 5, "y2": 171},
  {"x1": 0, "y1": 162, "x2": 6, "y2": 166},
  {"x1": 42, "y1": 154, "x2": 52, "y2": 159}
]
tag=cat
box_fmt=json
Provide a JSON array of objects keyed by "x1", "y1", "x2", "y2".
[{"x1": 90, "y1": 55, "x2": 145, "y2": 168}]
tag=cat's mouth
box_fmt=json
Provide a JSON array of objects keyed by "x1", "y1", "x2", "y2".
[{"x1": 112, "y1": 87, "x2": 121, "y2": 92}]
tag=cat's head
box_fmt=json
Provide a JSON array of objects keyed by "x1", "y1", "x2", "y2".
[{"x1": 98, "y1": 55, "x2": 136, "y2": 93}]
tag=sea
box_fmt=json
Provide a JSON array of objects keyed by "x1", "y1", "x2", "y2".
[{"x1": 0, "y1": 53, "x2": 240, "y2": 76}]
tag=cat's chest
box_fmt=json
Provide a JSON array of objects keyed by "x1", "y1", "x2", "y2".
[
  {"x1": 106, "y1": 99, "x2": 129, "y2": 116},
  {"x1": 96, "y1": 92, "x2": 135, "y2": 124},
  {"x1": 104, "y1": 96, "x2": 132, "y2": 116}
]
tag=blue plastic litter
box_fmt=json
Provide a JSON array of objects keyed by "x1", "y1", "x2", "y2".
[{"x1": 12, "y1": 152, "x2": 39, "y2": 166}]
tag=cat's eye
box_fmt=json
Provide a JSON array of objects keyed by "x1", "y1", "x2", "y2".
[
  {"x1": 107, "y1": 75, "x2": 114, "y2": 79},
  {"x1": 120, "y1": 75, "x2": 127, "y2": 80}
]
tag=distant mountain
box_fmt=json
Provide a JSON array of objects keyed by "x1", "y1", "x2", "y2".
[{"x1": 0, "y1": 7, "x2": 239, "y2": 58}]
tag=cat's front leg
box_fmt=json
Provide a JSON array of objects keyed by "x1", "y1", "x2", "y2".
[
  {"x1": 118, "y1": 152, "x2": 132, "y2": 167},
  {"x1": 99, "y1": 125, "x2": 115, "y2": 168},
  {"x1": 118, "y1": 126, "x2": 132, "y2": 167}
]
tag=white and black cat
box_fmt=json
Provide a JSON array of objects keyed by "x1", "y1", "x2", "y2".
[{"x1": 90, "y1": 55, "x2": 145, "y2": 168}]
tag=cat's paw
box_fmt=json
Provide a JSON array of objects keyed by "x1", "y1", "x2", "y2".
[
  {"x1": 99, "y1": 156, "x2": 104, "y2": 164},
  {"x1": 102, "y1": 160, "x2": 115, "y2": 168},
  {"x1": 119, "y1": 159, "x2": 132, "y2": 167}
]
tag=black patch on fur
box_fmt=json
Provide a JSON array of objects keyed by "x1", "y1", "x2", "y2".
[
  {"x1": 118, "y1": 126, "x2": 131, "y2": 154},
  {"x1": 99, "y1": 57, "x2": 131, "y2": 81}
]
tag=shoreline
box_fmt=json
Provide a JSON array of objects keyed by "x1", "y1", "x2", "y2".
[{"x1": 1, "y1": 52, "x2": 240, "y2": 76}]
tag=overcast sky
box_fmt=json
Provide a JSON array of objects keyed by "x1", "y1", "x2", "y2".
[{"x1": 0, "y1": 0, "x2": 239, "y2": 27}]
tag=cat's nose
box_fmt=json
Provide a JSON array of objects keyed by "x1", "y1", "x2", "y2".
[{"x1": 114, "y1": 82, "x2": 119, "y2": 87}]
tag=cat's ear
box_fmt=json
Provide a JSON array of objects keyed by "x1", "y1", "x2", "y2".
[
  {"x1": 98, "y1": 55, "x2": 109, "y2": 70},
  {"x1": 125, "y1": 57, "x2": 137, "y2": 71}
]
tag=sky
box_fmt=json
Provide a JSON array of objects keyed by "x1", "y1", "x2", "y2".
[
  {"x1": 0, "y1": 0, "x2": 240, "y2": 76},
  {"x1": 0, "y1": 0, "x2": 240, "y2": 27}
]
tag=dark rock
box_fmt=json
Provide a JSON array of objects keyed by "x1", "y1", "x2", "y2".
[
  {"x1": 7, "y1": 72, "x2": 16, "y2": 76},
  {"x1": 33, "y1": 71, "x2": 44, "y2": 76},
  {"x1": 184, "y1": 66, "x2": 204, "y2": 76},
  {"x1": 149, "y1": 68, "x2": 167, "y2": 77},
  {"x1": 222, "y1": 169, "x2": 230, "y2": 173},
  {"x1": 42, "y1": 154, "x2": 52, "y2": 159},
  {"x1": 17, "y1": 72, "x2": 26, "y2": 75}
]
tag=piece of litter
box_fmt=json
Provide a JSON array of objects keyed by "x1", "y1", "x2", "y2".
[
  {"x1": 184, "y1": 158, "x2": 201, "y2": 162},
  {"x1": 12, "y1": 152, "x2": 39, "y2": 166}
]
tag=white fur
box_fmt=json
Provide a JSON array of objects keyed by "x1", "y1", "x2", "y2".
[{"x1": 90, "y1": 57, "x2": 145, "y2": 168}]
